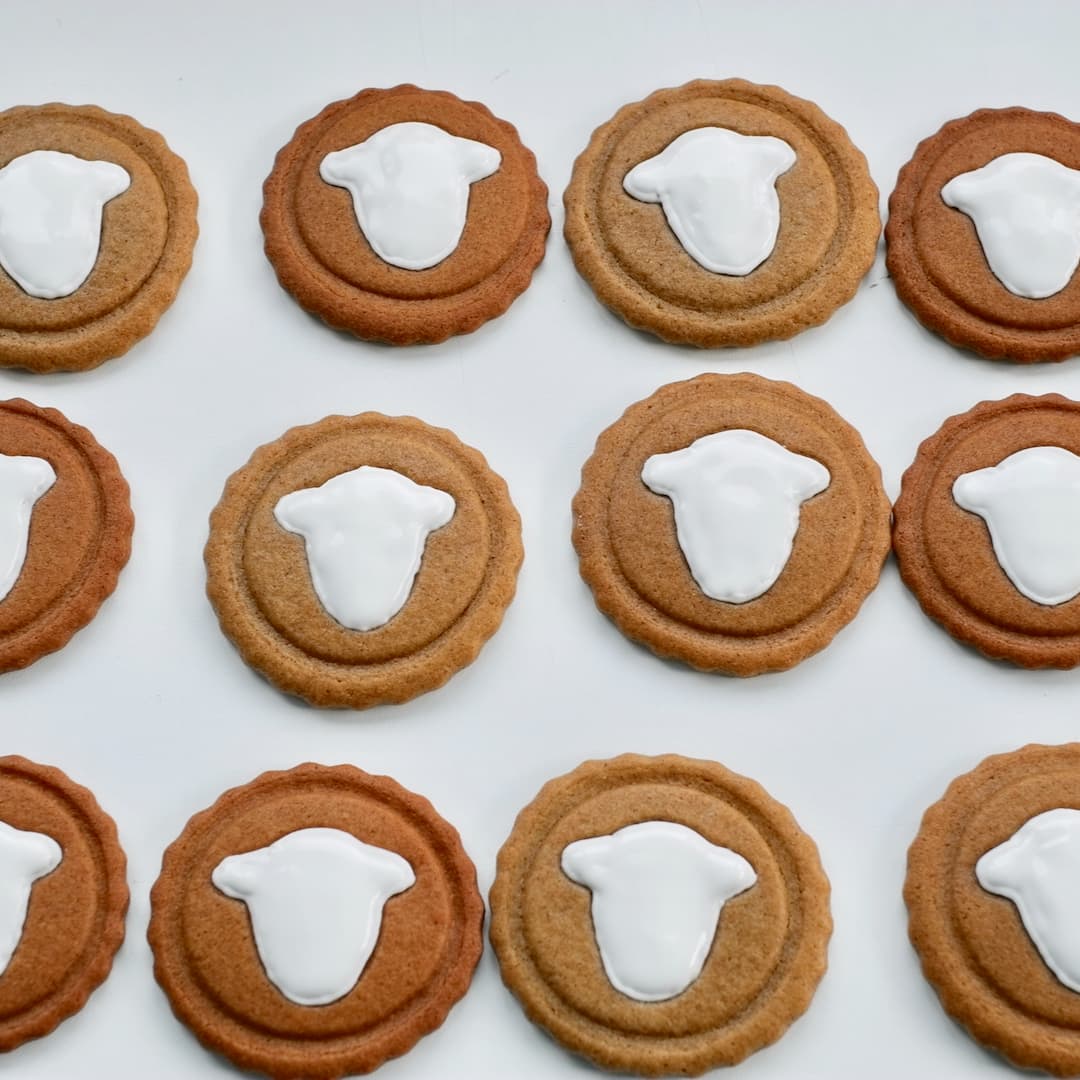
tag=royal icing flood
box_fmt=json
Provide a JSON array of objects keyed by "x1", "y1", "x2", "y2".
[
  {"x1": 941, "y1": 153, "x2": 1080, "y2": 299},
  {"x1": 274, "y1": 465, "x2": 456, "y2": 632},
  {"x1": 320, "y1": 122, "x2": 501, "y2": 271},
  {"x1": 642, "y1": 429, "x2": 830, "y2": 604},
  {"x1": 561, "y1": 821, "x2": 756, "y2": 1002},
  {"x1": 623, "y1": 127, "x2": 796, "y2": 275},
  {"x1": 977, "y1": 808, "x2": 1080, "y2": 993},
  {"x1": 0, "y1": 455, "x2": 56, "y2": 604},
  {"x1": 0, "y1": 821, "x2": 62, "y2": 977},
  {"x1": 212, "y1": 827, "x2": 415, "y2": 1006},
  {"x1": 953, "y1": 446, "x2": 1080, "y2": 606},
  {"x1": 0, "y1": 150, "x2": 130, "y2": 299}
]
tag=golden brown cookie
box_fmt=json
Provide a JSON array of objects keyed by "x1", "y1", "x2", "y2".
[
  {"x1": 0, "y1": 399, "x2": 133, "y2": 673},
  {"x1": 490, "y1": 754, "x2": 831, "y2": 1075},
  {"x1": 261, "y1": 84, "x2": 549, "y2": 345},
  {"x1": 205, "y1": 411, "x2": 522, "y2": 708},
  {"x1": 0, "y1": 103, "x2": 198, "y2": 372},
  {"x1": 573, "y1": 373, "x2": 891, "y2": 674},
  {"x1": 149, "y1": 762, "x2": 483, "y2": 1079},
  {"x1": 564, "y1": 78, "x2": 880, "y2": 347},
  {"x1": 0, "y1": 755, "x2": 127, "y2": 1052},
  {"x1": 893, "y1": 393, "x2": 1080, "y2": 667},
  {"x1": 887, "y1": 107, "x2": 1080, "y2": 363}
]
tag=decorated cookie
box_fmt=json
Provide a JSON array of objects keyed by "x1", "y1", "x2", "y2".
[
  {"x1": 893, "y1": 393, "x2": 1080, "y2": 667},
  {"x1": 261, "y1": 84, "x2": 549, "y2": 345},
  {"x1": 887, "y1": 107, "x2": 1080, "y2": 362},
  {"x1": 0, "y1": 755, "x2": 127, "y2": 1052},
  {"x1": 572, "y1": 373, "x2": 891, "y2": 674},
  {"x1": 205, "y1": 412, "x2": 522, "y2": 708},
  {"x1": 905, "y1": 743, "x2": 1080, "y2": 1074},
  {"x1": 564, "y1": 79, "x2": 880, "y2": 347},
  {"x1": 490, "y1": 754, "x2": 831, "y2": 1074},
  {"x1": 0, "y1": 399, "x2": 133, "y2": 673},
  {"x1": 149, "y1": 763, "x2": 483, "y2": 1079},
  {"x1": 0, "y1": 103, "x2": 198, "y2": 372}
]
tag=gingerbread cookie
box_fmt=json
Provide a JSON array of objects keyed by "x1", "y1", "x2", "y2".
[
  {"x1": 0, "y1": 103, "x2": 198, "y2": 372},
  {"x1": 261, "y1": 84, "x2": 549, "y2": 345},
  {"x1": 205, "y1": 412, "x2": 522, "y2": 708},
  {"x1": 887, "y1": 107, "x2": 1080, "y2": 362},
  {"x1": 149, "y1": 763, "x2": 483, "y2": 1079},
  {"x1": 0, "y1": 755, "x2": 127, "y2": 1052},
  {"x1": 564, "y1": 79, "x2": 880, "y2": 347},
  {"x1": 0, "y1": 399, "x2": 133, "y2": 673},
  {"x1": 573, "y1": 373, "x2": 891, "y2": 674},
  {"x1": 490, "y1": 754, "x2": 831, "y2": 1075}
]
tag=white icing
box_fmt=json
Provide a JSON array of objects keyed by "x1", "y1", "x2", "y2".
[
  {"x1": 0, "y1": 150, "x2": 130, "y2": 299},
  {"x1": 212, "y1": 827, "x2": 414, "y2": 1006},
  {"x1": 274, "y1": 465, "x2": 455, "y2": 632},
  {"x1": 0, "y1": 455, "x2": 56, "y2": 604},
  {"x1": 623, "y1": 127, "x2": 796, "y2": 275},
  {"x1": 561, "y1": 821, "x2": 756, "y2": 1002},
  {"x1": 941, "y1": 153, "x2": 1080, "y2": 299},
  {"x1": 0, "y1": 821, "x2": 62, "y2": 977},
  {"x1": 320, "y1": 122, "x2": 501, "y2": 270},
  {"x1": 977, "y1": 808, "x2": 1080, "y2": 993},
  {"x1": 642, "y1": 430, "x2": 830, "y2": 604},
  {"x1": 953, "y1": 446, "x2": 1080, "y2": 606}
]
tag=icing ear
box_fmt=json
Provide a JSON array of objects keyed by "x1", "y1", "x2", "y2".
[
  {"x1": 952, "y1": 468, "x2": 994, "y2": 511},
  {"x1": 707, "y1": 846, "x2": 756, "y2": 897},
  {"x1": 623, "y1": 158, "x2": 665, "y2": 202},
  {"x1": 641, "y1": 450, "x2": 684, "y2": 491},
  {"x1": 274, "y1": 488, "x2": 320, "y2": 533},
  {"x1": 92, "y1": 160, "x2": 131, "y2": 202},
  {"x1": 942, "y1": 171, "x2": 979, "y2": 208},
  {"x1": 320, "y1": 146, "x2": 367, "y2": 187},
  {"x1": 758, "y1": 136, "x2": 797, "y2": 177},
  {"x1": 787, "y1": 454, "x2": 830, "y2": 498},
  {"x1": 375, "y1": 848, "x2": 416, "y2": 894},
  {"x1": 976, "y1": 840, "x2": 1020, "y2": 892},
  {"x1": 454, "y1": 136, "x2": 501, "y2": 183},
  {"x1": 419, "y1": 486, "x2": 456, "y2": 528},
  {"x1": 561, "y1": 836, "x2": 609, "y2": 887},
  {"x1": 9, "y1": 829, "x2": 61, "y2": 879},
  {"x1": 212, "y1": 851, "x2": 261, "y2": 898}
]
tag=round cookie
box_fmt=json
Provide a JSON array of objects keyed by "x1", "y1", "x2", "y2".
[
  {"x1": 149, "y1": 762, "x2": 483, "y2": 1079},
  {"x1": 893, "y1": 393, "x2": 1080, "y2": 667},
  {"x1": 205, "y1": 412, "x2": 522, "y2": 708},
  {"x1": 489, "y1": 754, "x2": 831, "y2": 1075},
  {"x1": 887, "y1": 107, "x2": 1080, "y2": 362},
  {"x1": 572, "y1": 373, "x2": 892, "y2": 674},
  {"x1": 0, "y1": 399, "x2": 133, "y2": 673},
  {"x1": 564, "y1": 78, "x2": 880, "y2": 347},
  {"x1": 0, "y1": 755, "x2": 128, "y2": 1052},
  {"x1": 261, "y1": 84, "x2": 550, "y2": 345},
  {"x1": 0, "y1": 103, "x2": 198, "y2": 372}
]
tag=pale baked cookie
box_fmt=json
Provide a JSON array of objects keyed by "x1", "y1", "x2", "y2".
[
  {"x1": 261, "y1": 84, "x2": 549, "y2": 345},
  {"x1": 0, "y1": 103, "x2": 198, "y2": 372},
  {"x1": 564, "y1": 79, "x2": 880, "y2": 347},
  {"x1": 572, "y1": 373, "x2": 891, "y2": 674},
  {"x1": 490, "y1": 754, "x2": 831, "y2": 1075}
]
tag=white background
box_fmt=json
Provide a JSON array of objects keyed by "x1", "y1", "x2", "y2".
[{"x1": 2, "y1": 1, "x2": 1080, "y2": 1076}]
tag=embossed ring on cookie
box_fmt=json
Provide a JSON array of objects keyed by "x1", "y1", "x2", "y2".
[
  {"x1": 572, "y1": 373, "x2": 892, "y2": 675},
  {"x1": 205, "y1": 412, "x2": 522, "y2": 708},
  {"x1": 563, "y1": 79, "x2": 880, "y2": 348},
  {"x1": 148, "y1": 763, "x2": 483, "y2": 1079},
  {"x1": 0, "y1": 103, "x2": 198, "y2": 372},
  {"x1": 887, "y1": 107, "x2": 1080, "y2": 362},
  {"x1": 261, "y1": 85, "x2": 550, "y2": 345},
  {"x1": 490, "y1": 754, "x2": 831, "y2": 1075}
]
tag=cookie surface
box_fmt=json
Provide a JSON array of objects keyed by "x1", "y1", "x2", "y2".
[
  {"x1": 261, "y1": 84, "x2": 549, "y2": 345},
  {"x1": 0, "y1": 755, "x2": 127, "y2": 1052},
  {"x1": 564, "y1": 78, "x2": 880, "y2": 347},
  {"x1": 573, "y1": 373, "x2": 891, "y2": 674},
  {"x1": 887, "y1": 107, "x2": 1080, "y2": 362},
  {"x1": 0, "y1": 103, "x2": 198, "y2": 372},
  {"x1": 490, "y1": 754, "x2": 831, "y2": 1075},
  {"x1": 149, "y1": 762, "x2": 483, "y2": 1079}
]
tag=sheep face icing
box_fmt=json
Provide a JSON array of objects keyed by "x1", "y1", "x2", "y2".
[
  {"x1": 941, "y1": 153, "x2": 1080, "y2": 299},
  {"x1": 0, "y1": 820, "x2": 62, "y2": 977},
  {"x1": 561, "y1": 821, "x2": 756, "y2": 1002},
  {"x1": 953, "y1": 446, "x2": 1080, "y2": 606},
  {"x1": 0, "y1": 454, "x2": 56, "y2": 604},
  {"x1": 642, "y1": 429, "x2": 830, "y2": 604},
  {"x1": 274, "y1": 465, "x2": 456, "y2": 632},
  {"x1": 0, "y1": 150, "x2": 131, "y2": 299},
  {"x1": 320, "y1": 121, "x2": 501, "y2": 271},
  {"x1": 623, "y1": 127, "x2": 796, "y2": 275},
  {"x1": 212, "y1": 827, "x2": 415, "y2": 1007}
]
